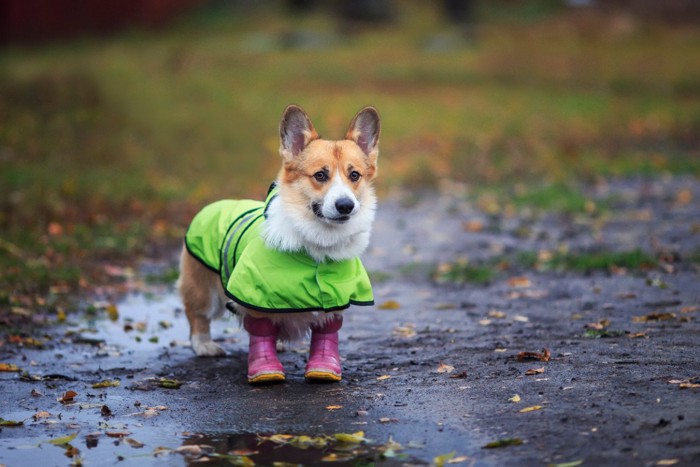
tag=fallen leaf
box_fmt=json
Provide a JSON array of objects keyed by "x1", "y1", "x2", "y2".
[
  {"x1": 525, "y1": 367, "x2": 545, "y2": 376},
  {"x1": 519, "y1": 405, "x2": 543, "y2": 413},
  {"x1": 585, "y1": 319, "x2": 610, "y2": 330},
  {"x1": 508, "y1": 276, "x2": 531, "y2": 288},
  {"x1": 482, "y1": 438, "x2": 523, "y2": 449},
  {"x1": 106, "y1": 304, "x2": 119, "y2": 321},
  {"x1": 436, "y1": 362, "x2": 455, "y2": 374},
  {"x1": 392, "y1": 324, "x2": 416, "y2": 338},
  {"x1": 680, "y1": 306, "x2": 699, "y2": 314},
  {"x1": 448, "y1": 456, "x2": 471, "y2": 464},
  {"x1": 58, "y1": 390, "x2": 78, "y2": 404},
  {"x1": 450, "y1": 371, "x2": 468, "y2": 379},
  {"x1": 487, "y1": 309, "x2": 506, "y2": 319},
  {"x1": 124, "y1": 437, "x2": 145, "y2": 448},
  {"x1": 156, "y1": 378, "x2": 183, "y2": 389},
  {"x1": 0, "y1": 418, "x2": 24, "y2": 427},
  {"x1": 463, "y1": 220, "x2": 483, "y2": 232},
  {"x1": 376, "y1": 375, "x2": 392, "y2": 381},
  {"x1": 31, "y1": 389, "x2": 43, "y2": 397},
  {"x1": 517, "y1": 348, "x2": 550, "y2": 362},
  {"x1": 228, "y1": 448, "x2": 259, "y2": 456},
  {"x1": 656, "y1": 460, "x2": 679, "y2": 466},
  {"x1": 633, "y1": 312, "x2": 676, "y2": 322},
  {"x1": 47, "y1": 433, "x2": 78, "y2": 445},
  {"x1": 175, "y1": 445, "x2": 204, "y2": 455},
  {"x1": 333, "y1": 431, "x2": 367, "y2": 444},
  {"x1": 33, "y1": 411, "x2": 51, "y2": 420},
  {"x1": 106, "y1": 431, "x2": 131, "y2": 438},
  {"x1": 320, "y1": 453, "x2": 354, "y2": 462},
  {"x1": 101, "y1": 405, "x2": 113, "y2": 417},
  {"x1": 628, "y1": 332, "x2": 649, "y2": 339},
  {"x1": 509, "y1": 394, "x2": 521, "y2": 403},
  {"x1": 553, "y1": 461, "x2": 584, "y2": 467},
  {"x1": 325, "y1": 405, "x2": 342, "y2": 411},
  {"x1": 378, "y1": 300, "x2": 401, "y2": 310},
  {"x1": 64, "y1": 445, "x2": 80, "y2": 458},
  {"x1": 379, "y1": 417, "x2": 398, "y2": 423},
  {"x1": 679, "y1": 383, "x2": 700, "y2": 389},
  {"x1": 433, "y1": 451, "x2": 456, "y2": 467},
  {"x1": 0, "y1": 363, "x2": 21, "y2": 372},
  {"x1": 92, "y1": 379, "x2": 120, "y2": 389}
]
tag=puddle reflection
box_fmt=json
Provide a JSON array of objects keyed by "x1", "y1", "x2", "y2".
[{"x1": 179, "y1": 432, "x2": 425, "y2": 466}]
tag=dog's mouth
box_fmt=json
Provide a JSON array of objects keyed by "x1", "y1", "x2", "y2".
[{"x1": 311, "y1": 203, "x2": 350, "y2": 223}]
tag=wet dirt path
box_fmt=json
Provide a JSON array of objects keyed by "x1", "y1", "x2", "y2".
[{"x1": 1, "y1": 177, "x2": 699, "y2": 466}]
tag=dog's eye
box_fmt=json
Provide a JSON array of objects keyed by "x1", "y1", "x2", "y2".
[
  {"x1": 313, "y1": 171, "x2": 328, "y2": 182},
  {"x1": 349, "y1": 171, "x2": 361, "y2": 182}
]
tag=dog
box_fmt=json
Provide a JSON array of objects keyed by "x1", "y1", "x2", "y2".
[{"x1": 177, "y1": 105, "x2": 380, "y2": 384}]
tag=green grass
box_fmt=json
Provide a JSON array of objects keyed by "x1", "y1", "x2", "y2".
[
  {"x1": 433, "y1": 248, "x2": 658, "y2": 285},
  {"x1": 0, "y1": 1, "x2": 699, "y2": 299}
]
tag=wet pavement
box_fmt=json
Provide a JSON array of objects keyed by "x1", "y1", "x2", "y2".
[{"x1": 1, "y1": 176, "x2": 700, "y2": 466}]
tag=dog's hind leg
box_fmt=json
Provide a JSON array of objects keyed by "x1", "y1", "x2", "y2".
[{"x1": 178, "y1": 247, "x2": 226, "y2": 357}]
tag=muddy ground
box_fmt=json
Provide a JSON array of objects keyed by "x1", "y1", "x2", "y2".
[{"x1": 1, "y1": 176, "x2": 699, "y2": 466}]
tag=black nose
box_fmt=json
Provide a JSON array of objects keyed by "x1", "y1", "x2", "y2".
[{"x1": 335, "y1": 198, "x2": 355, "y2": 215}]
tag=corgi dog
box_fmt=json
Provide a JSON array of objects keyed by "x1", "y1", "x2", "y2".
[{"x1": 178, "y1": 105, "x2": 380, "y2": 384}]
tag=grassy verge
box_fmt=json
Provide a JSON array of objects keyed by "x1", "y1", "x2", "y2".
[{"x1": 1, "y1": 1, "x2": 699, "y2": 307}]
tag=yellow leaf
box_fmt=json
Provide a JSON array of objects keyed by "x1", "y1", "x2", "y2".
[
  {"x1": 47, "y1": 432, "x2": 78, "y2": 445},
  {"x1": 378, "y1": 300, "x2": 401, "y2": 310},
  {"x1": 448, "y1": 456, "x2": 470, "y2": 464},
  {"x1": 333, "y1": 431, "x2": 366, "y2": 444},
  {"x1": 106, "y1": 304, "x2": 119, "y2": 321},
  {"x1": 433, "y1": 451, "x2": 456, "y2": 467},
  {"x1": 508, "y1": 394, "x2": 521, "y2": 403},
  {"x1": 325, "y1": 405, "x2": 342, "y2": 410},
  {"x1": 0, "y1": 363, "x2": 21, "y2": 372},
  {"x1": 56, "y1": 308, "x2": 67, "y2": 323},
  {"x1": 92, "y1": 379, "x2": 120, "y2": 389},
  {"x1": 519, "y1": 405, "x2": 543, "y2": 413},
  {"x1": 376, "y1": 375, "x2": 392, "y2": 381}
]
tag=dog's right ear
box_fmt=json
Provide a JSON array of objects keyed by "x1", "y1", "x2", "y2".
[{"x1": 279, "y1": 105, "x2": 319, "y2": 160}]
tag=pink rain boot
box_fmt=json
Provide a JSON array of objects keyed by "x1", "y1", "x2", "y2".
[
  {"x1": 244, "y1": 315, "x2": 285, "y2": 384},
  {"x1": 305, "y1": 315, "x2": 343, "y2": 382}
]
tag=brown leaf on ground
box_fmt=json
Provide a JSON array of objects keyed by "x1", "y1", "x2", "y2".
[
  {"x1": 32, "y1": 411, "x2": 51, "y2": 421},
  {"x1": 378, "y1": 300, "x2": 401, "y2": 310},
  {"x1": 508, "y1": 276, "x2": 531, "y2": 288},
  {"x1": 58, "y1": 390, "x2": 78, "y2": 404},
  {"x1": 525, "y1": 367, "x2": 545, "y2": 376},
  {"x1": 106, "y1": 431, "x2": 131, "y2": 438},
  {"x1": 633, "y1": 312, "x2": 676, "y2": 322},
  {"x1": 436, "y1": 362, "x2": 455, "y2": 374},
  {"x1": 585, "y1": 319, "x2": 610, "y2": 330},
  {"x1": 517, "y1": 348, "x2": 551, "y2": 362},
  {"x1": 450, "y1": 371, "x2": 468, "y2": 379},
  {"x1": 0, "y1": 363, "x2": 21, "y2": 372}
]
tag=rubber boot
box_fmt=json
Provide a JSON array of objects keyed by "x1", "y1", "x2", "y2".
[
  {"x1": 243, "y1": 314, "x2": 285, "y2": 384},
  {"x1": 305, "y1": 315, "x2": 343, "y2": 382}
]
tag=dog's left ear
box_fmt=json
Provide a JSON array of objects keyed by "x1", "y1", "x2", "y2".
[
  {"x1": 280, "y1": 104, "x2": 319, "y2": 160},
  {"x1": 345, "y1": 106, "x2": 380, "y2": 158}
]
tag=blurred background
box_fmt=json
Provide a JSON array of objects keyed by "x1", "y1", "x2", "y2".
[{"x1": 1, "y1": 0, "x2": 699, "y2": 298}]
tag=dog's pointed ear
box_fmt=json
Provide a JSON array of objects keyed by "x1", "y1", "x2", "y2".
[
  {"x1": 279, "y1": 105, "x2": 319, "y2": 159},
  {"x1": 345, "y1": 106, "x2": 380, "y2": 158}
]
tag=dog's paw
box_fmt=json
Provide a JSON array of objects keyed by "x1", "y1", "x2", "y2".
[{"x1": 191, "y1": 335, "x2": 226, "y2": 357}]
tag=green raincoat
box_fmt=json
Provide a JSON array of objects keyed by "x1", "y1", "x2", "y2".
[{"x1": 184, "y1": 184, "x2": 374, "y2": 313}]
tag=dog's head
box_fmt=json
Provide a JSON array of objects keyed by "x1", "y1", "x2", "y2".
[
  {"x1": 277, "y1": 105, "x2": 380, "y2": 226},
  {"x1": 264, "y1": 105, "x2": 380, "y2": 261}
]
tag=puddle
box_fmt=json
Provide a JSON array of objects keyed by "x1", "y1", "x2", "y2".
[{"x1": 0, "y1": 430, "x2": 425, "y2": 466}]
